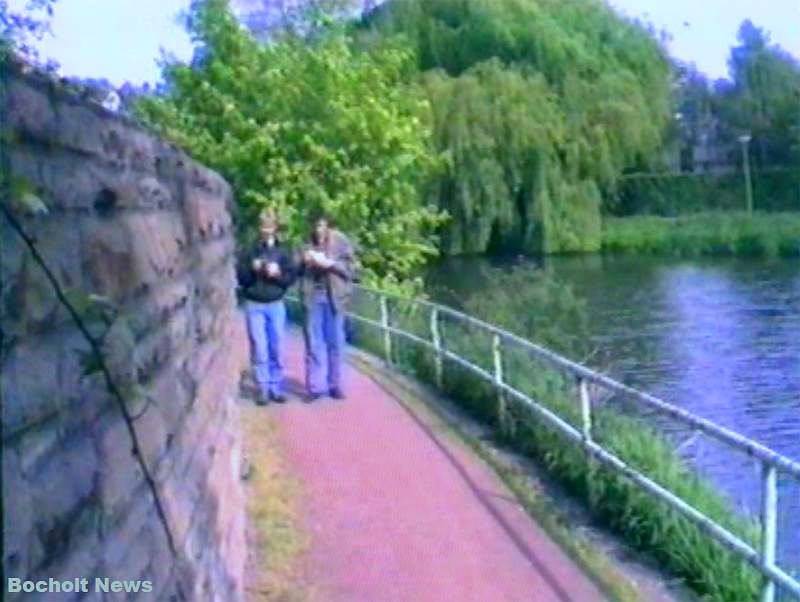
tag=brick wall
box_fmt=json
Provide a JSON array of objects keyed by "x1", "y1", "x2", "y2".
[{"x1": 2, "y1": 61, "x2": 249, "y2": 601}]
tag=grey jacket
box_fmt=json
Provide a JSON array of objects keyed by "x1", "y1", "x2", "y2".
[{"x1": 299, "y1": 229, "x2": 355, "y2": 313}]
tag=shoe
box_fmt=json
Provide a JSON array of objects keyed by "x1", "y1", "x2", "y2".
[
  {"x1": 255, "y1": 391, "x2": 270, "y2": 406},
  {"x1": 329, "y1": 388, "x2": 345, "y2": 400},
  {"x1": 304, "y1": 392, "x2": 323, "y2": 403},
  {"x1": 269, "y1": 392, "x2": 286, "y2": 404}
]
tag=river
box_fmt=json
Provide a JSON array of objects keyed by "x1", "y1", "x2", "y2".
[{"x1": 425, "y1": 254, "x2": 800, "y2": 570}]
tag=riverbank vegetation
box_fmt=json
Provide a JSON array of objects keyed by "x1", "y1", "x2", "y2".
[{"x1": 603, "y1": 212, "x2": 800, "y2": 258}]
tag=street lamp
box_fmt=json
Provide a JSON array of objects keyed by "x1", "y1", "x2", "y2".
[{"x1": 738, "y1": 134, "x2": 753, "y2": 214}]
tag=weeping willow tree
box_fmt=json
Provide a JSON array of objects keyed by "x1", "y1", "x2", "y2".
[{"x1": 361, "y1": 0, "x2": 673, "y2": 254}]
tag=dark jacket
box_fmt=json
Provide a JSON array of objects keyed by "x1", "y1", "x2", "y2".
[{"x1": 237, "y1": 240, "x2": 297, "y2": 303}]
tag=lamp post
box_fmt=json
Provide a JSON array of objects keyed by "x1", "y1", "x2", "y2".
[{"x1": 738, "y1": 134, "x2": 753, "y2": 214}]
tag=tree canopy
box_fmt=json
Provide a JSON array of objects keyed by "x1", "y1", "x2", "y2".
[
  {"x1": 717, "y1": 20, "x2": 800, "y2": 167},
  {"x1": 669, "y1": 20, "x2": 800, "y2": 173},
  {"x1": 0, "y1": 0, "x2": 56, "y2": 62},
  {"x1": 360, "y1": 0, "x2": 674, "y2": 254},
  {"x1": 137, "y1": 0, "x2": 445, "y2": 290}
]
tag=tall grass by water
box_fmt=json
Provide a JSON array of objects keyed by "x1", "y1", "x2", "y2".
[{"x1": 602, "y1": 212, "x2": 800, "y2": 258}]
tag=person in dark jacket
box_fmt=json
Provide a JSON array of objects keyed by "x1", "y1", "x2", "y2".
[{"x1": 237, "y1": 208, "x2": 297, "y2": 405}]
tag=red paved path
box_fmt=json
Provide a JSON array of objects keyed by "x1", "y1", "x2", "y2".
[{"x1": 268, "y1": 333, "x2": 607, "y2": 602}]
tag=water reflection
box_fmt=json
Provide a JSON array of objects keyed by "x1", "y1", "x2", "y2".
[{"x1": 426, "y1": 254, "x2": 800, "y2": 567}]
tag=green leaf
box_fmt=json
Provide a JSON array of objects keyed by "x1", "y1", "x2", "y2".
[{"x1": 6, "y1": 177, "x2": 48, "y2": 216}]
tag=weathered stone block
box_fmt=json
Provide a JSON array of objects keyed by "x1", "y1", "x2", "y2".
[
  {"x1": 133, "y1": 329, "x2": 173, "y2": 384},
  {"x1": 132, "y1": 403, "x2": 169, "y2": 470},
  {"x1": 182, "y1": 191, "x2": 232, "y2": 244},
  {"x1": 158, "y1": 480, "x2": 193, "y2": 549},
  {"x1": 94, "y1": 417, "x2": 143, "y2": 514},
  {"x1": 5, "y1": 77, "x2": 58, "y2": 143},
  {"x1": 80, "y1": 218, "x2": 137, "y2": 303},
  {"x1": 127, "y1": 277, "x2": 192, "y2": 341},
  {"x1": 4, "y1": 251, "x2": 60, "y2": 333},
  {"x1": 1, "y1": 219, "x2": 26, "y2": 291},
  {"x1": 142, "y1": 537, "x2": 177, "y2": 602},
  {"x1": 3, "y1": 215, "x2": 87, "y2": 335},
  {"x1": 17, "y1": 419, "x2": 61, "y2": 476},
  {"x1": 66, "y1": 375, "x2": 115, "y2": 433},
  {"x1": 152, "y1": 142, "x2": 191, "y2": 183},
  {"x1": 136, "y1": 176, "x2": 175, "y2": 211},
  {"x1": 29, "y1": 434, "x2": 97, "y2": 533},
  {"x1": 81, "y1": 213, "x2": 182, "y2": 302},
  {"x1": 157, "y1": 556, "x2": 196, "y2": 602},
  {"x1": 101, "y1": 492, "x2": 154, "y2": 559},
  {"x1": 188, "y1": 163, "x2": 229, "y2": 197},
  {"x1": 0, "y1": 332, "x2": 88, "y2": 437},
  {"x1": 195, "y1": 237, "x2": 236, "y2": 275},
  {"x1": 44, "y1": 521, "x2": 102, "y2": 588},
  {"x1": 102, "y1": 524, "x2": 153, "y2": 587},
  {"x1": 2, "y1": 448, "x2": 35, "y2": 578},
  {"x1": 7, "y1": 145, "x2": 44, "y2": 196},
  {"x1": 125, "y1": 129, "x2": 159, "y2": 175},
  {"x1": 8, "y1": 146, "x2": 105, "y2": 212},
  {"x1": 53, "y1": 98, "x2": 130, "y2": 160}
]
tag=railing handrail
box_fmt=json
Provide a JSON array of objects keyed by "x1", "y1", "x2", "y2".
[
  {"x1": 292, "y1": 283, "x2": 800, "y2": 601},
  {"x1": 356, "y1": 284, "x2": 800, "y2": 481}
]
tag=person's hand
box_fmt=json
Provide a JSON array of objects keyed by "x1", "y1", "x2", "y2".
[
  {"x1": 305, "y1": 250, "x2": 326, "y2": 266},
  {"x1": 252, "y1": 258, "x2": 264, "y2": 271},
  {"x1": 266, "y1": 262, "x2": 281, "y2": 277},
  {"x1": 316, "y1": 255, "x2": 334, "y2": 269}
]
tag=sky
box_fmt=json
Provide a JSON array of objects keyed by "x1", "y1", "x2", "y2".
[{"x1": 9, "y1": 0, "x2": 800, "y2": 87}]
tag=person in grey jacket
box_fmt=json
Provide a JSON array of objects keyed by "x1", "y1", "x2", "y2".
[{"x1": 298, "y1": 214, "x2": 355, "y2": 401}]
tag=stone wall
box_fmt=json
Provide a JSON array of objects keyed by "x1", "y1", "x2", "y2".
[{"x1": 2, "y1": 61, "x2": 249, "y2": 601}]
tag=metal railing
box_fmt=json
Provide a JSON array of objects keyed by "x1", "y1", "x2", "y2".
[{"x1": 288, "y1": 284, "x2": 800, "y2": 601}]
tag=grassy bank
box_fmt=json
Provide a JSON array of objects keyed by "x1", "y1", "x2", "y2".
[
  {"x1": 602, "y1": 211, "x2": 800, "y2": 258},
  {"x1": 241, "y1": 399, "x2": 310, "y2": 602},
  {"x1": 331, "y1": 290, "x2": 766, "y2": 602}
]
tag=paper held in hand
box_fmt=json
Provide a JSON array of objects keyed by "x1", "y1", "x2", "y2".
[{"x1": 309, "y1": 250, "x2": 333, "y2": 267}]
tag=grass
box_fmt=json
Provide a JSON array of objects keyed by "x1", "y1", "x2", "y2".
[
  {"x1": 241, "y1": 398, "x2": 311, "y2": 602},
  {"x1": 341, "y1": 294, "x2": 767, "y2": 602},
  {"x1": 602, "y1": 211, "x2": 800, "y2": 258}
]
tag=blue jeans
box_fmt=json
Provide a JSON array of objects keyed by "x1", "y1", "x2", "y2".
[
  {"x1": 304, "y1": 295, "x2": 345, "y2": 395},
  {"x1": 246, "y1": 300, "x2": 286, "y2": 396}
]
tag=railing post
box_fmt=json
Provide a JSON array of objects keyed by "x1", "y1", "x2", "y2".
[
  {"x1": 430, "y1": 307, "x2": 443, "y2": 389},
  {"x1": 493, "y1": 333, "x2": 511, "y2": 436},
  {"x1": 578, "y1": 377, "x2": 598, "y2": 505},
  {"x1": 760, "y1": 462, "x2": 778, "y2": 602},
  {"x1": 578, "y1": 378, "x2": 593, "y2": 442},
  {"x1": 379, "y1": 294, "x2": 392, "y2": 364}
]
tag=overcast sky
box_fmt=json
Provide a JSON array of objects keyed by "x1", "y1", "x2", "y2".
[{"x1": 9, "y1": 0, "x2": 800, "y2": 87}]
